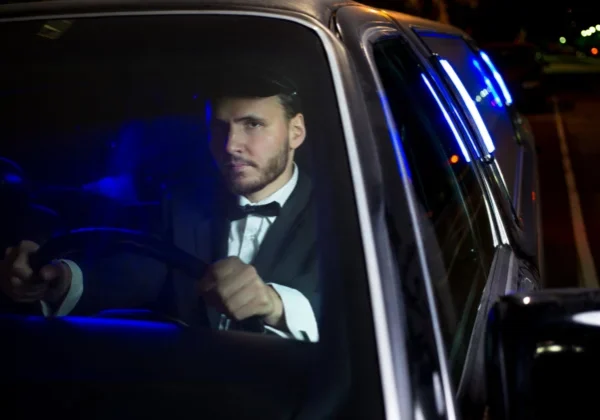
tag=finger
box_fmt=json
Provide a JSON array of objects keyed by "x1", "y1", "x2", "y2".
[
  {"x1": 10, "y1": 266, "x2": 34, "y2": 285},
  {"x1": 218, "y1": 265, "x2": 260, "y2": 299},
  {"x1": 230, "y1": 294, "x2": 271, "y2": 321},
  {"x1": 2, "y1": 246, "x2": 19, "y2": 269},
  {"x1": 12, "y1": 287, "x2": 48, "y2": 302},
  {"x1": 211, "y1": 256, "x2": 243, "y2": 278},
  {"x1": 18, "y1": 240, "x2": 40, "y2": 255},
  {"x1": 8, "y1": 277, "x2": 48, "y2": 302},
  {"x1": 224, "y1": 282, "x2": 258, "y2": 315},
  {"x1": 12, "y1": 248, "x2": 37, "y2": 279},
  {"x1": 9, "y1": 276, "x2": 47, "y2": 292}
]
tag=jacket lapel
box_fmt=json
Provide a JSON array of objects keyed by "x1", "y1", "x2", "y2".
[
  {"x1": 168, "y1": 172, "x2": 311, "y2": 326},
  {"x1": 251, "y1": 171, "x2": 312, "y2": 281}
]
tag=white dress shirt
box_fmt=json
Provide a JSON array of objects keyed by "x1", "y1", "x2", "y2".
[{"x1": 41, "y1": 163, "x2": 319, "y2": 342}]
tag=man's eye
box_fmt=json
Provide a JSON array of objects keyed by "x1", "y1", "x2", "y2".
[{"x1": 245, "y1": 121, "x2": 263, "y2": 129}]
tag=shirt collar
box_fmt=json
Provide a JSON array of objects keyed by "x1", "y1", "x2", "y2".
[{"x1": 238, "y1": 163, "x2": 298, "y2": 209}]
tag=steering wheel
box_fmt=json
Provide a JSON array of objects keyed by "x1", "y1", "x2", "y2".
[{"x1": 28, "y1": 227, "x2": 265, "y2": 333}]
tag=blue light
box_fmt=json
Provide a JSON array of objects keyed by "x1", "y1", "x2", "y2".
[
  {"x1": 21, "y1": 315, "x2": 180, "y2": 332},
  {"x1": 479, "y1": 51, "x2": 513, "y2": 106},
  {"x1": 82, "y1": 174, "x2": 139, "y2": 204},
  {"x1": 472, "y1": 59, "x2": 503, "y2": 108},
  {"x1": 2, "y1": 173, "x2": 22, "y2": 184},
  {"x1": 30, "y1": 203, "x2": 59, "y2": 217},
  {"x1": 66, "y1": 226, "x2": 146, "y2": 235},
  {"x1": 0, "y1": 156, "x2": 23, "y2": 173},
  {"x1": 439, "y1": 59, "x2": 496, "y2": 154},
  {"x1": 421, "y1": 74, "x2": 471, "y2": 163},
  {"x1": 377, "y1": 91, "x2": 412, "y2": 180},
  {"x1": 205, "y1": 101, "x2": 212, "y2": 122}
]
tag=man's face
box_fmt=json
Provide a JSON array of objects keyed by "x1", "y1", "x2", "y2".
[{"x1": 210, "y1": 95, "x2": 305, "y2": 199}]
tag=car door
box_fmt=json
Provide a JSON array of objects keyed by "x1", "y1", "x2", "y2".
[
  {"x1": 334, "y1": 6, "x2": 531, "y2": 420},
  {"x1": 399, "y1": 23, "x2": 542, "y2": 276}
]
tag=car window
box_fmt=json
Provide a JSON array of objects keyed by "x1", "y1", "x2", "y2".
[
  {"x1": 372, "y1": 37, "x2": 496, "y2": 384},
  {"x1": 0, "y1": 15, "x2": 358, "y2": 349},
  {"x1": 416, "y1": 33, "x2": 519, "y2": 206}
]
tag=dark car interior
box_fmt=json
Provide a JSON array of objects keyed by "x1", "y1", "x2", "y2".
[{"x1": 0, "y1": 12, "x2": 383, "y2": 419}]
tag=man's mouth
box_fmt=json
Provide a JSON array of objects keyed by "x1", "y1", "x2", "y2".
[{"x1": 225, "y1": 159, "x2": 254, "y2": 169}]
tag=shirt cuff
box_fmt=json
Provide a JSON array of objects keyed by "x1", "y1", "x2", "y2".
[
  {"x1": 40, "y1": 259, "x2": 84, "y2": 317},
  {"x1": 267, "y1": 283, "x2": 319, "y2": 342}
]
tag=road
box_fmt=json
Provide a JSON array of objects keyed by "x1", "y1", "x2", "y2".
[{"x1": 526, "y1": 70, "x2": 600, "y2": 288}]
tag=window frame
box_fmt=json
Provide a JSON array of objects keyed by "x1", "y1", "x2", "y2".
[
  {"x1": 0, "y1": 7, "x2": 392, "y2": 419},
  {"x1": 370, "y1": 31, "x2": 502, "y2": 380},
  {"x1": 408, "y1": 28, "x2": 540, "y2": 259}
]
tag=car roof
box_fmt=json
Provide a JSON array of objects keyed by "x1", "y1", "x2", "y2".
[
  {"x1": 0, "y1": 0, "x2": 464, "y2": 36},
  {"x1": 0, "y1": 0, "x2": 351, "y2": 24}
]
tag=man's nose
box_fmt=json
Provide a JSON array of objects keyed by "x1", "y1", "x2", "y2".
[{"x1": 224, "y1": 126, "x2": 244, "y2": 154}]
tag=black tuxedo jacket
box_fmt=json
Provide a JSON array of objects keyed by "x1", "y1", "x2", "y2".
[{"x1": 68, "y1": 170, "x2": 319, "y2": 329}]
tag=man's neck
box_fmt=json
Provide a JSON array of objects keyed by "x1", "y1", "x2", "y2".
[{"x1": 245, "y1": 163, "x2": 295, "y2": 203}]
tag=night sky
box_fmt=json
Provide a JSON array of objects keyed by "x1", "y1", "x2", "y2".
[{"x1": 365, "y1": 0, "x2": 600, "y2": 44}]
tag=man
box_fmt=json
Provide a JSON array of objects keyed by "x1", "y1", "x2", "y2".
[{"x1": 0, "y1": 68, "x2": 319, "y2": 341}]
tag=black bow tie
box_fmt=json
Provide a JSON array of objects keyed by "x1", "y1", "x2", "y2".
[{"x1": 228, "y1": 201, "x2": 281, "y2": 221}]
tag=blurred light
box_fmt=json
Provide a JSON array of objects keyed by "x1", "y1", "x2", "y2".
[
  {"x1": 536, "y1": 343, "x2": 584, "y2": 355},
  {"x1": 479, "y1": 51, "x2": 513, "y2": 106},
  {"x1": 449, "y1": 154, "x2": 459, "y2": 164},
  {"x1": 472, "y1": 59, "x2": 503, "y2": 107},
  {"x1": 82, "y1": 174, "x2": 139, "y2": 204},
  {"x1": 376, "y1": 91, "x2": 413, "y2": 179},
  {"x1": 421, "y1": 74, "x2": 471, "y2": 162},
  {"x1": 37, "y1": 19, "x2": 73, "y2": 40},
  {"x1": 590, "y1": 26, "x2": 597, "y2": 33},
  {"x1": 439, "y1": 59, "x2": 496, "y2": 154},
  {"x1": 559, "y1": 36, "x2": 566, "y2": 44},
  {"x1": 21, "y1": 314, "x2": 179, "y2": 332},
  {"x1": 573, "y1": 310, "x2": 600, "y2": 326},
  {"x1": 592, "y1": 47, "x2": 599, "y2": 55},
  {"x1": 581, "y1": 30, "x2": 587, "y2": 36},
  {"x1": 523, "y1": 296, "x2": 531, "y2": 304},
  {"x1": 2, "y1": 173, "x2": 22, "y2": 185}
]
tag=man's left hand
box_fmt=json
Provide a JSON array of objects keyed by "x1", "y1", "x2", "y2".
[{"x1": 197, "y1": 256, "x2": 284, "y2": 328}]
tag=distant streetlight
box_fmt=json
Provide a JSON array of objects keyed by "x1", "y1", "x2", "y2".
[
  {"x1": 559, "y1": 36, "x2": 566, "y2": 44},
  {"x1": 596, "y1": 24, "x2": 600, "y2": 31}
]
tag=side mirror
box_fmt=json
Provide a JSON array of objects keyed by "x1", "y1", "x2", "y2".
[{"x1": 486, "y1": 288, "x2": 600, "y2": 420}]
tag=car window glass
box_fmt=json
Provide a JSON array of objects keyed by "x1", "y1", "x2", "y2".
[
  {"x1": 417, "y1": 33, "x2": 519, "y2": 204},
  {"x1": 0, "y1": 15, "x2": 356, "y2": 348},
  {"x1": 372, "y1": 37, "x2": 496, "y2": 384}
]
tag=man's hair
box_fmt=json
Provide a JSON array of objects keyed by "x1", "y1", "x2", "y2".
[{"x1": 277, "y1": 92, "x2": 301, "y2": 120}]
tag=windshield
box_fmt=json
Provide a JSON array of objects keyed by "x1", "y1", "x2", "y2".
[{"x1": 0, "y1": 14, "x2": 351, "y2": 348}]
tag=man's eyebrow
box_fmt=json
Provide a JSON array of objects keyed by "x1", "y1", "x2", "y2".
[{"x1": 232, "y1": 114, "x2": 267, "y2": 123}]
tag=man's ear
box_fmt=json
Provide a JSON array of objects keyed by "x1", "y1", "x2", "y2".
[{"x1": 288, "y1": 113, "x2": 306, "y2": 150}]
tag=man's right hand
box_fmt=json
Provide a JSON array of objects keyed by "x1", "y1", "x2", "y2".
[{"x1": 0, "y1": 240, "x2": 72, "y2": 306}]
